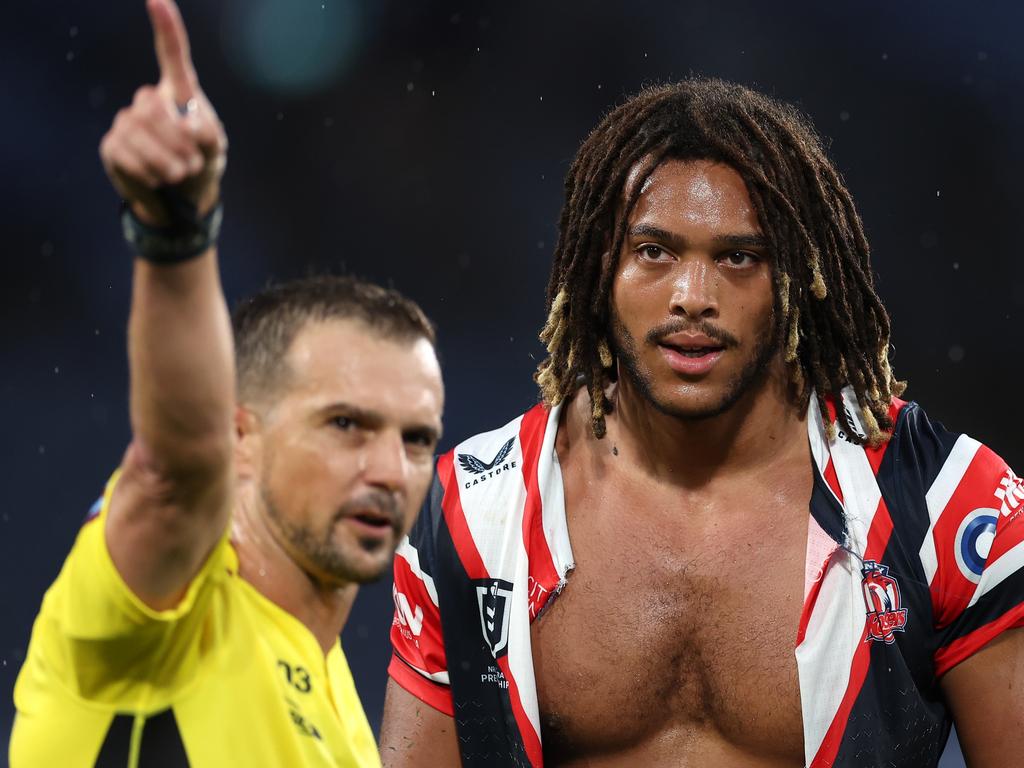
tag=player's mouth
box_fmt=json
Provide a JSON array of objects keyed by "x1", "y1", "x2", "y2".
[{"x1": 656, "y1": 333, "x2": 726, "y2": 376}]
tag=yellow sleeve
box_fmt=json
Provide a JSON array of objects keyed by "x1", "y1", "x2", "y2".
[{"x1": 14, "y1": 471, "x2": 234, "y2": 712}]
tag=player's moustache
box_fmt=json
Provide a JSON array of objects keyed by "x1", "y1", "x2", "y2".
[{"x1": 646, "y1": 318, "x2": 740, "y2": 348}]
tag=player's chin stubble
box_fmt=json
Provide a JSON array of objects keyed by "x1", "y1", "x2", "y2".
[{"x1": 609, "y1": 309, "x2": 781, "y2": 422}]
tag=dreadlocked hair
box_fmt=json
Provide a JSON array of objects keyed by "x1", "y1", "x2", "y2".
[{"x1": 535, "y1": 78, "x2": 905, "y2": 445}]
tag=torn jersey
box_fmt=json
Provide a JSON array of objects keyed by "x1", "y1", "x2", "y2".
[{"x1": 388, "y1": 394, "x2": 1024, "y2": 767}]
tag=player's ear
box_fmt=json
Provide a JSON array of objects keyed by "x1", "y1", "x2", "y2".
[{"x1": 234, "y1": 405, "x2": 262, "y2": 481}]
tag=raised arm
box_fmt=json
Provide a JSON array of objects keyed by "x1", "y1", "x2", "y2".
[{"x1": 99, "y1": 0, "x2": 232, "y2": 610}]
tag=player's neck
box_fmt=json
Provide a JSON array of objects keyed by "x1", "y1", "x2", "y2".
[
  {"x1": 601, "y1": 361, "x2": 807, "y2": 486},
  {"x1": 231, "y1": 487, "x2": 357, "y2": 655}
]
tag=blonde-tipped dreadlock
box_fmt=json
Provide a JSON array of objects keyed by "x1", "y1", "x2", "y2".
[{"x1": 534, "y1": 78, "x2": 905, "y2": 446}]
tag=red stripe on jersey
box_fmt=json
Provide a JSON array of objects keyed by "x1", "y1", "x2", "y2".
[
  {"x1": 863, "y1": 399, "x2": 903, "y2": 475},
  {"x1": 988, "y1": 467, "x2": 1024, "y2": 564},
  {"x1": 929, "y1": 445, "x2": 1008, "y2": 626},
  {"x1": 823, "y1": 457, "x2": 844, "y2": 505},
  {"x1": 388, "y1": 653, "x2": 454, "y2": 716},
  {"x1": 437, "y1": 451, "x2": 489, "y2": 581},
  {"x1": 518, "y1": 405, "x2": 561, "y2": 620},
  {"x1": 496, "y1": 655, "x2": 544, "y2": 767},
  {"x1": 811, "y1": 499, "x2": 895, "y2": 767},
  {"x1": 934, "y1": 601, "x2": 1024, "y2": 677},
  {"x1": 391, "y1": 553, "x2": 448, "y2": 678}
]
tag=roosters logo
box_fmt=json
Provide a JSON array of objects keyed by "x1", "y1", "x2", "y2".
[{"x1": 861, "y1": 561, "x2": 908, "y2": 644}]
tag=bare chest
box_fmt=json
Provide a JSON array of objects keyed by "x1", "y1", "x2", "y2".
[{"x1": 531, "y1": 475, "x2": 809, "y2": 764}]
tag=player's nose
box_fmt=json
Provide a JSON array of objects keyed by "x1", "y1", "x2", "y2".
[{"x1": 669, "y1": 258, "x2": 718, "y2": 319}]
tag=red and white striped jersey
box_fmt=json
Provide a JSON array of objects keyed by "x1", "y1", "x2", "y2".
[{"x1": 388, "y1": 393, "x2": 1024, "y2": 767}]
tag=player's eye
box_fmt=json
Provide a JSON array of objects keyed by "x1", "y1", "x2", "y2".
[
  {"x1": 721, "y1": 250, "x2": 760, "y2": 268},
  {"x1": 638, "y1": 244, "x2": 670, "y2": 261}
]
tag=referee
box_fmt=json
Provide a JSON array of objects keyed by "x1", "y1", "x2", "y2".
[{"x1": 9, "y1": 1, "x2": 444, "y2": 765}]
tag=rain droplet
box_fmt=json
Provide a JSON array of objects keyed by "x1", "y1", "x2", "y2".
[
  {"x1": 69, "y1": 26, "x2": 78, "y2": 37},
  {"x1": 936, "y1": 190, "x2": 941, "y2": 197},
  {"x1": 431, "y1": 90, "x2": 436, "y2": 96},
  {"x1": 881, "y1": 52, "x2": 889, "y2": 60},
  {"x1": 948, "y1": 345, "x2": 965, "y2": 363},
  {"x1": 323, "y1": 117, "x2": 334, "y2": 127},
  {"x1": 406, "y1": 81, "x2": 414, "y2": 92},
  {"x1": 66, "y1": 51, "x2": 75, "y2": 62},
  {"x1": 839, "y1": 110, "x2": 850, "y2": 122},
  {"x1": 276, "y1": 112, "x2": 284, "y2": 121},
  {"x1": 54, "y1": 366, "x2": 60, "y2": 374},
  {"x1": 952, "y1": 262, "x2": 959, "y2": 270}
]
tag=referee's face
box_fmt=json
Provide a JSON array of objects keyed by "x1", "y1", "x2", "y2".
[
  {"x1": 610, "y1": 158, "x2": 780, "y2": 421},
  {"x1": 253, "y1": 318, "x2": 444, "y2": 586}
]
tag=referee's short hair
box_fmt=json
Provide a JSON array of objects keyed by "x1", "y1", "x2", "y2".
[{"x1": 231, "y1": 275, "x2": 436, "y2": 406}]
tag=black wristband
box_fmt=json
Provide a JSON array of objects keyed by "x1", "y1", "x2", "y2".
[{"x1": 121, "y1": 195, "x2": 223, "y2": 264}]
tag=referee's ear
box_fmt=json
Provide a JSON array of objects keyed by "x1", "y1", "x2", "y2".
[{"x1": 234, "y1": 405, "x2": 261, "y2": 483}]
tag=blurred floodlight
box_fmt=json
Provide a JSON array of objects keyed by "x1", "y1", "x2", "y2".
[{"x1": 222, "y1": 0, "x2": 361, "y2": 96}]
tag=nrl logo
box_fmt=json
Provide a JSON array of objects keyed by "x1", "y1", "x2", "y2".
[
  {"x1": 475, "y1": 578, "x2": 514, "y2": 657},
  {"x1": 458, "y1": 437, "x2": 517, "y2": 489}
]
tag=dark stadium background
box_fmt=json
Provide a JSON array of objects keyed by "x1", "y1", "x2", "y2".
[{"x1": 4, "y1": 1, "x2": 1023, "y2": 765}]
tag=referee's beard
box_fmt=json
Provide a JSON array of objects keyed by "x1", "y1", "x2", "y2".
[{"x1": 260, "y1": 482, "x2": 404, "y2": 587}]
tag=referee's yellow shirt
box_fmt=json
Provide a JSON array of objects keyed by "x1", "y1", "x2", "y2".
[{"x1": 10, "y1": 474, "x2": 381, "y2": 767}]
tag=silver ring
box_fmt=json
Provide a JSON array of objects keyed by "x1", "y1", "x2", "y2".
[{"x1": 176, "y1": 98, "x2": 198, "y2": 117}]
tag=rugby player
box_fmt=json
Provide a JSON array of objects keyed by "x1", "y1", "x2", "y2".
[
  {"x1": 10, "y1": 1, "x2": 443, "y2": 765},
  {"x1": 379, "y1": 79, "x2": 1024, "y2": 767}
]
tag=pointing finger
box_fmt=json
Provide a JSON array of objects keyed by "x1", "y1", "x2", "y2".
[{"x1": 147, "y1": 0, "x2": 198, "y2": 104}]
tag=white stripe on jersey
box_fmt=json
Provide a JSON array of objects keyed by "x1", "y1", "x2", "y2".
[
  {"x1": 796, "y1": 550, "x2": 866, "y2": 764},
  {"x1": 403, "y1": 660, "x2": 450, "y2": 685},
  {"x1": 920, "y1": 435, "x2": 982, "y2": 586},
  {"x1": 969, "y1": 538, "x2": 1024, "y2": 608},
  {"x1": 538, "y1": 405, "x2": 574, "y2": 583},
  {"x1": 396, "y1": 538, "x2": 440, "y2": 608}
]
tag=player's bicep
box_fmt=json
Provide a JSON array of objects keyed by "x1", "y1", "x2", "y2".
[
  {"x1": 941, "y1": 626, "x2": 1024, "y2": 767},
  {"x1": 106, "y1": 438, "x2": 232, "y2": 610},
  {"x1": 379, "y1": 677, "x2": 460, "y2": 768}
]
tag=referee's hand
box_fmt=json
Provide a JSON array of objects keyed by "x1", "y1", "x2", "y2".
[{"x1": 99, "y1": 0, "x2": 227, "y2": 226}]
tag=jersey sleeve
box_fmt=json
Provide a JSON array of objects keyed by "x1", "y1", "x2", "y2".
[
  {"x1": 14, "y1": 471, "x2": 233, "y2": 712},
  {"x1": 388, "y1": 472, "x2": 453, "y2": 716},
  {"x1": 915, "y1": 418, "x2": 1024, "y2": 676}
]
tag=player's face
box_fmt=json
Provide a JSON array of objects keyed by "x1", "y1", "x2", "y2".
[
  {"x1": 610, "y1": 158, "x2": 779, "y2": 420},
  {"x1": 256, "y1": 319, "x2": 443, "y2": 586}
]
